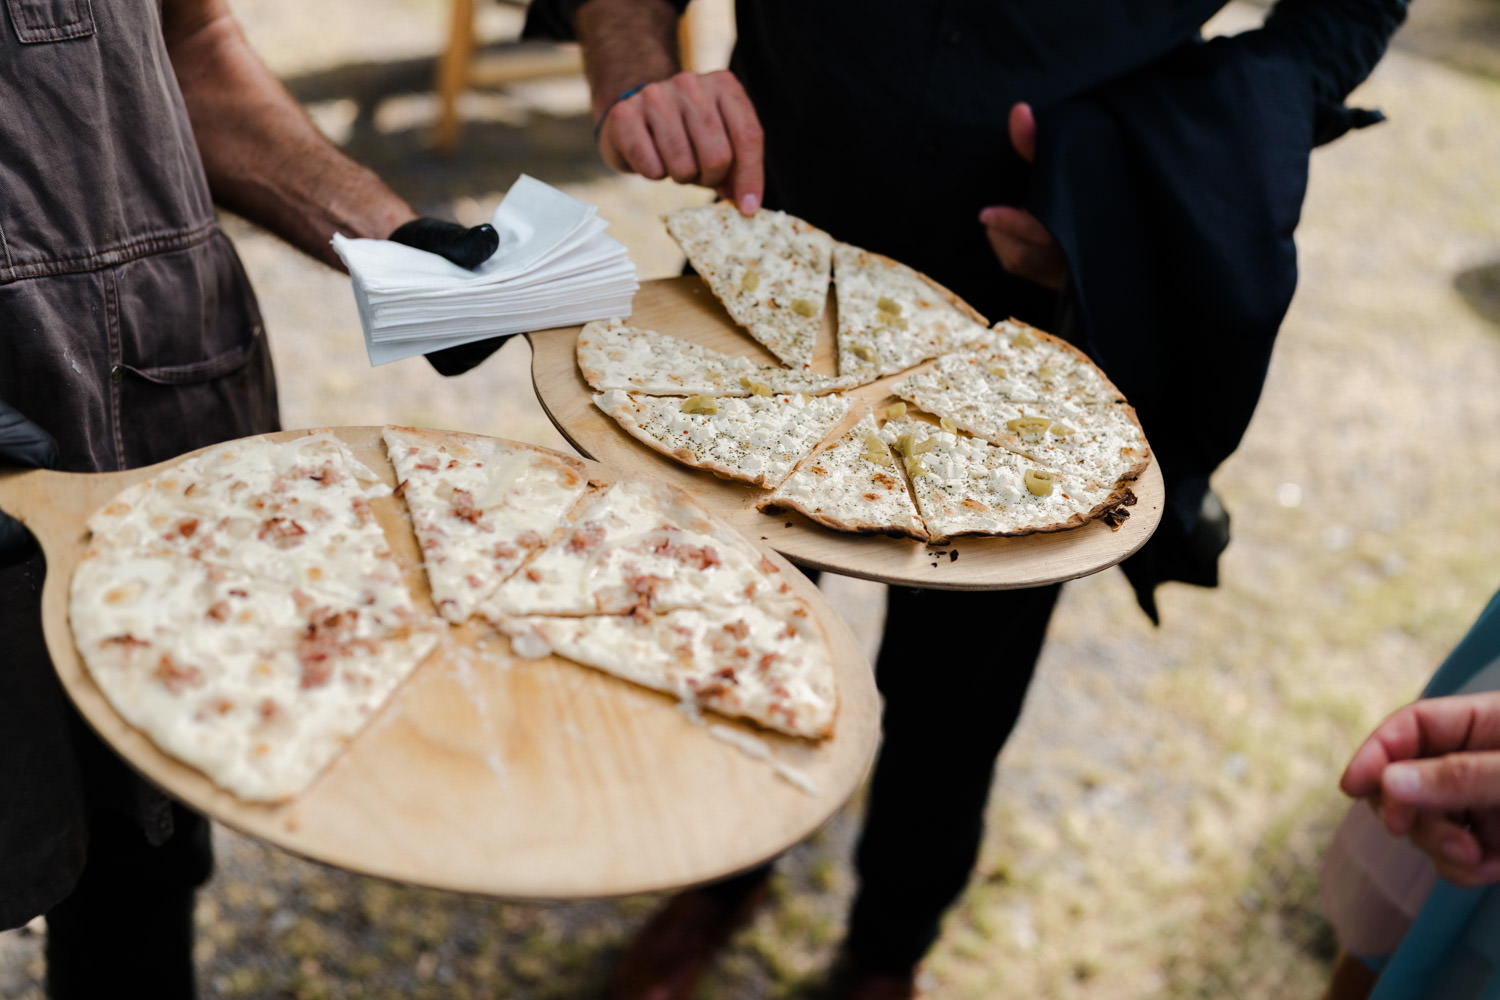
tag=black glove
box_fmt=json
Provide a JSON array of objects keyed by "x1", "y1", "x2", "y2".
[
  {"x1": 389, "y1": 217, "x2": 506, "y2": 377},
  {"x1": 0, "y1": 400, "x2": 59, "y2": 563}
]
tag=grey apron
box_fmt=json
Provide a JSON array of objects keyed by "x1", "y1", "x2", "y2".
[{"x1": 1, "y1": 0, "x2": 280, "y2": 926}]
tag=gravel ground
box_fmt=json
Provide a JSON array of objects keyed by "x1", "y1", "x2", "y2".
[{"x1": 4, "y1": 2, "x2": 1500, "y2": 997}]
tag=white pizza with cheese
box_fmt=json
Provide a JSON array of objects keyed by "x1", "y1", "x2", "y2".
[{"x1": 71, "y1": 434, "x2": 442, "y2": 802}]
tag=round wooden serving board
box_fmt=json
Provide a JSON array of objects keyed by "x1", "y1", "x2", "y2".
[
  {"x1": 0, "y1": 427, "x2": 879, "y2": 900},
  {"x1": 528, "y1": 276, "x2": 1164, "y2": 590}
]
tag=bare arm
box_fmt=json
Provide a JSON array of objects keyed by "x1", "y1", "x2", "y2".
[
  {"x1": 161, "y1": 0, "x2": 416, "y2": 269},
  {"x1": 574, "y1": 0, "x2": 763, "y2": 212}
]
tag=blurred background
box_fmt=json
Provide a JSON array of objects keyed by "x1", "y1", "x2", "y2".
[{"x1": 4, "y1": 0, "x2": 1500, "y2": 996}]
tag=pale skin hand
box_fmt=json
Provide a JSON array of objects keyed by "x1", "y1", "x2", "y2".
[
  {"x1": 1340, "y1": 691, "x2": 1500, "y2": 887},
  {"x1": 979, "y1": 103, "x2": 1067, "y2": 292},
  {"x1": 161, "y1": 0, "x2": 416, "y2": 270},
  {"x1": 575, "y1": 0, "x2": 763, "y2": 215}
]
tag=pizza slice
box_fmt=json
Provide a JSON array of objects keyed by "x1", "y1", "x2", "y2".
[
  {"x1": 577, "y1": 318, "x2": 858, "y2": 396},
  {"x1": 496, "y1": 601, "x2": 837, "y2": 740},
  {"x1": 593, "y1": 389, "x2": 851, "y2": 490},
  {"x1": 382, "y1": 426, "x2": 599, "y2": 623},
  {"x1": 832, "y1": 242, "x2": 992, "y2": 380},
  {"x1": 891, "y1": 342, "x2": 1149, "y2": 494},
  {"x1": 665, "y1": 202, "x2": 833, "y2": 369},
  {"x1": 481, "y1": 476, "x2": 792, "y2": 619},
  {"x1": 757, "y1": 414, "x2": 926, "y2": 540},
  {"x1": 879, "y1": 415, "x2": 1129, "y2": 542},
  {"x1": 70, "y1": 541, "x2": 440, "y2": 803}
]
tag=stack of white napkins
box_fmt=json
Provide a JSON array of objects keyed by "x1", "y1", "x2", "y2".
[{"x1": 332, "y1": 174, "x2": 639, "y2": 365}]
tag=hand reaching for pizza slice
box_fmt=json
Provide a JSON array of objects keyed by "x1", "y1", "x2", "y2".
[
  {"x1": 1340, "y1": 691, "x2": 1500, "y2": 887},
  {"x1": 979, "y1": 103, "x2": 1067, "y2": 292},
  {"x1": 598, "y1": 71, "x2": 765, "y2": 216}
]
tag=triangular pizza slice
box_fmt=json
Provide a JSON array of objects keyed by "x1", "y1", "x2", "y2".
[
  {"x1": 833, "y1": 242, "x2": 992, "y2": 380},
  {"x1": 382, "y1": 426, "x2": 600, "y2": 623},
  {"x1": 593, "y1": 388, "x2": 851, "y2": 489},
  {"x1": 757, "y1": 414, "x2": 926, "y2": 540},
  {"x1": 879, "y1": 416, "x2": 1129, "y2": 542},
  {"x1": 577, "y1": 318, "x2": 857, "y2": 396},
  {"x1": 665, "y1": 202, "x2": 833, "y2": 369},
  {"x1": 496, "y1": 602, "x2": 837, "y2": 739}
]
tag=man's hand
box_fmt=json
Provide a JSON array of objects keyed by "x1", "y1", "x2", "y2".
[
  {"x1": 1341, "y1": 692, "x2": 1500, "y2": 887},
  {"x1": 979, "y1": 103, "x2": 1067, "y2": 291},
  {"x1": 388, "y1": 219, "x2": 506, "y2": 376},
  {"x1": 0, "y1": 402, "x2": 59, "y2": 563},
  {"x1": 597, "y1": 71, "x2": 765, "y2": 215}
]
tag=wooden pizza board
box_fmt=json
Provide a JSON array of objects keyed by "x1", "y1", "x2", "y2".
[
  {"x1": 0, "y1": 427, "x2": 879, "y2": 900},
  {"x1": 528, "y1": 276, "x2": 1165, "y2": 590}
]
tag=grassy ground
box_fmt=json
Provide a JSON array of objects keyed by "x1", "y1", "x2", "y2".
[{"x1": 4, "y1": 1, "x2": 1500, "y2": 997}]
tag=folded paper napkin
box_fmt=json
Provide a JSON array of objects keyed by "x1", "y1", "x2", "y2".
[{"x1": 332, "y1": 175, "x2": 639, "y2": 365}]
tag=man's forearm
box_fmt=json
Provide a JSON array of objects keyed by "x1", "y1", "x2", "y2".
[
  {"x1": 573, "y1": 0, "x2": 683, "y2": 124},
  {"x1": 163, "y1": 0, "x2": 413, "y2": 269}
]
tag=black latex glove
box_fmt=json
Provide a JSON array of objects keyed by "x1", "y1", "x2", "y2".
[
  {"x1": 0, "y1": 400, "x2": 59, "y2": 563},
  {"x1": 389, "y1": 217, "x2": 506, "y2": 377}
]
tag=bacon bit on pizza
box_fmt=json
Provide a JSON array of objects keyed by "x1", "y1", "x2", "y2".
[
  {"x1": 650, "y1": 532, "x2": 722, "y2": 570},
  {"x1": 743, "y1": 581, "x2": 758, "y2": 599},
  {"x1": 183, "y1": 483, "x2": 198, "y2": 496},
  {"x1": 153, "y1": 654, "x2": 204, "y2": 694},
  {"x1": 307, "y1": 461, "x2": 342, "y2": 487},
  {"x1": 415, "y1": 460, "x2": 440, "y2": 472},
  {"x1": 723, "y1": 620, "x2": 750, "y2": 640},
  {"x1": 298, "y1": 607, "x2": 361, "y2": 689},
  {"x1": 165, "y1": 517, "x2": 199, "y2": 540},
  {"x1": 960, "y1": 498, "x2": 992, "y2": 512},
  {"x1": 777, "y1": 625, "x2": 795, "y2": 641},
  {"x1": 491, "y1": 541, "x2": 518, "y2": 561},
  {"x1": 517, "y1": 529, "x2": 544, "y2": 549},
  {"x1": 308, "y1": 507, "x2": 332, "y2": 524},
  {"x1": 791, "y1": 606, "x2": 808, "y2": 617},
  {"x1": 466, "y1": 573, "x2": 484, "y2": 589},
  {"x1": 258, "y1": 516, "x2": 308, "y2": 548},
  {"x1": 873, "y1": 473, "x2": 897, "y2": 489},
  {"x1": 759, "y1": 556, "x2": 778, "y2": 574},
  {"x1": 625, "y1": 573, "x2": 669, "y2": 613},
  {"x1": 103, "y1": 633, "x2": 151, "y2": 648},
  {"x1": 525, "y1": 568, "x2": 543, "y2": 583},
  {"x1": 811, "y1": 465, "x2": 828, "y2": 477},
  {"x1": 205, "y1": 601, "x2": 232, "y2": 622},
  {"x1": 228, "y1": 588, "x2": 248, "y2": 598},
  {"x1": 204, "y1": 697, "x2": 235, "y2": 717},
  {"x1": 759, "y1": 652, "x2": 782, "y2": 673},
  {"x1": 258, "y1": 698, "x2": 282, "y2": 722},
  {"x1": 567, "y1": 521, "x2": 606, "y2": 555},
  {"x1": 863, "y1": 492, "x2": 880, "y2": 501},
  {"x1": 449, "y1": 489, "x2": 484, "y2": 525}
]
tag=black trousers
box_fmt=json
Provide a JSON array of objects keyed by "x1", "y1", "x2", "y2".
[
  {"x1": 713, "y1": 580, "x2": 1060, "y2": 976},
  {"x1": 44, "y1": 801, "x2": 212, "y2": 1000}
]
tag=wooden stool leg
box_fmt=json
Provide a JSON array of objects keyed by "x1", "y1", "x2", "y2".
[{"x1": 433, "y1": 0, "x2": 476, "y2": 154}]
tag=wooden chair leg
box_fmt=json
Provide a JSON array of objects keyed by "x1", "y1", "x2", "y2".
[{"x1": 433, "y1": 0, "x2": 476, "y2": 154}]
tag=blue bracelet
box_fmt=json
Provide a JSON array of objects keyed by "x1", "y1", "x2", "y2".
[{"x1": 593, "y1": 82, "x2": 650, "y2": 141}]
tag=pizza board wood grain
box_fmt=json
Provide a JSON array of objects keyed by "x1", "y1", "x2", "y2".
[
  {"x1": 0, "y1": 426, "x2": 879, "y2": 900},
  {"x1": 528, "y1": 276, "x2": 1164, "y2": 590}
]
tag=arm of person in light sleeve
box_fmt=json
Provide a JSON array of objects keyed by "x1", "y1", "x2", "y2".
[
  {"x1": 572, "y1": 0, "x2": 763, "y2": 214},
  {"x1": 1341, "y1": 691, "x2": 1500, "y2": 888},
  {"x1": 160, "y1": 0, "x2": 418, "y2": 269}
]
